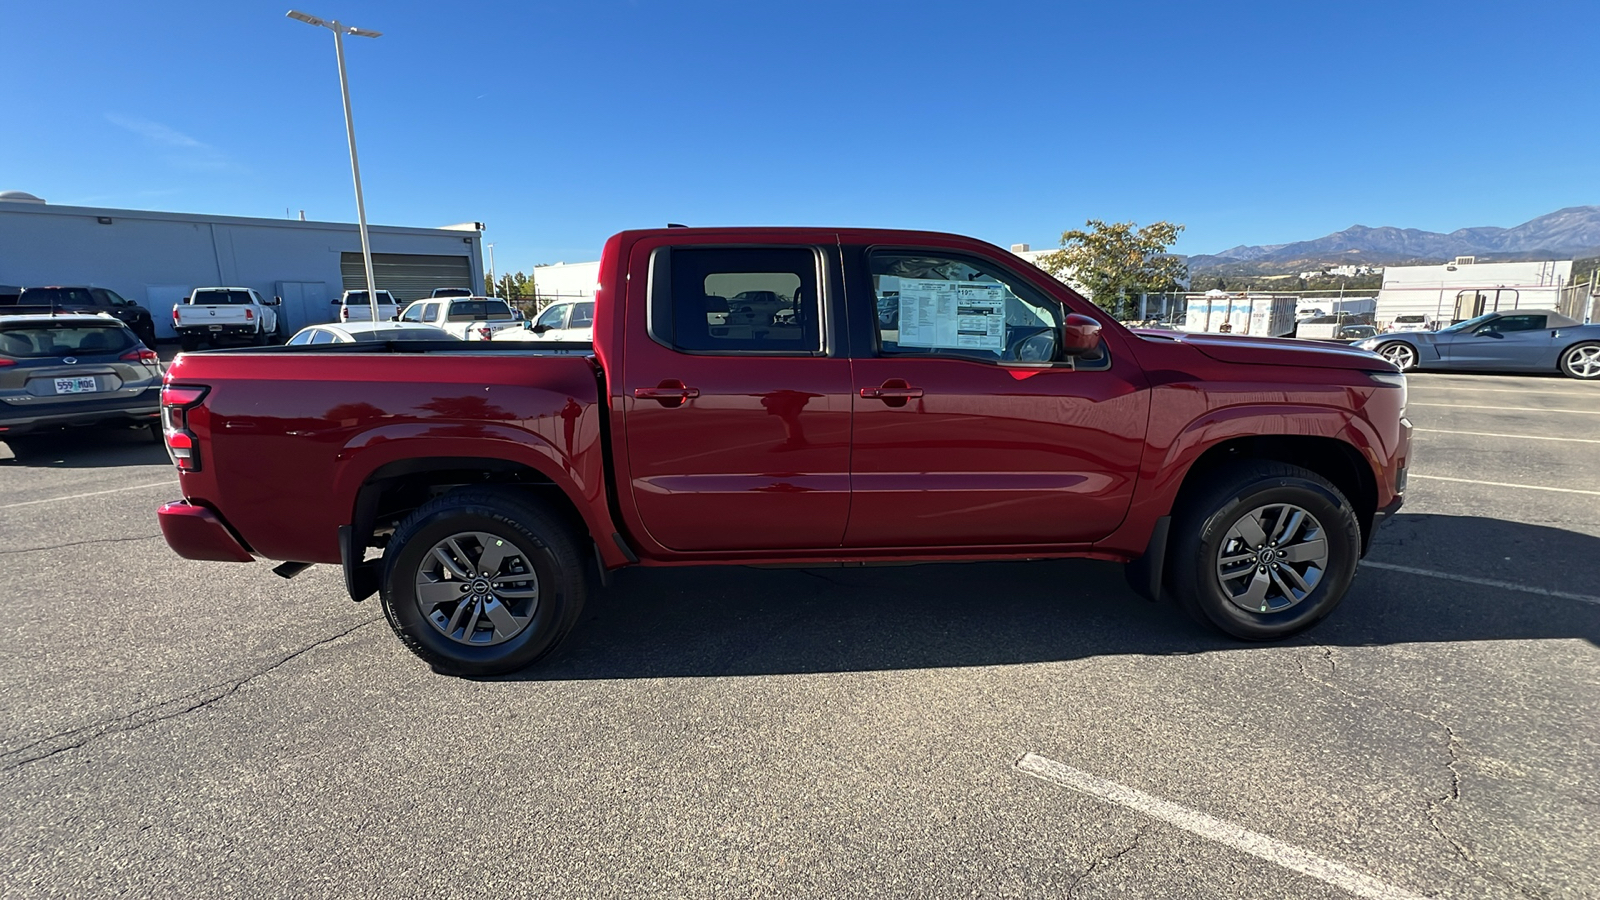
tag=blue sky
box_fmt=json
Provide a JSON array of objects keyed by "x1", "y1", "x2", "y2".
[{"x1": 3, "y1": 0, "x2": 1595, "y2": 270}]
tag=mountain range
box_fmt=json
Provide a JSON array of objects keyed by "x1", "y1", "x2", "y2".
[{"x1": 1188, "y1": 206, "x2": 1600, "y2": 274}]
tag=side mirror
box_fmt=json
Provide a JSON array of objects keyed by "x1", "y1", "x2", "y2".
[
  {"x1": 531, "y1": 324, "x2": 550, "y2": 334},
  {"x1": 1060, "y1": 313, "x2": 1103, "y2": 355},
  {"x1": 270, "y1": 296, "x2": 282, "y2": 306}
]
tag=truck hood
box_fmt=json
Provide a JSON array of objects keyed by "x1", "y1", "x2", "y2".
[{"x1": 1133, "y1": 330, "x2": 1395, "y2": 372}]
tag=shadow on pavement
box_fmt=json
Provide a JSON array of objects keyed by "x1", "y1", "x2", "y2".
[
  {"x1": 509, "y1": 513, "x2": 1600, "y2": 681},
  {"x1": 0, "y1": 426, "x2": 171, "y2": 469}
]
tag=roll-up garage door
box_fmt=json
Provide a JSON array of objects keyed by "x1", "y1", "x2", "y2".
[{"x1": 340, "y1": 253, "x2": 472, "y2": 303}]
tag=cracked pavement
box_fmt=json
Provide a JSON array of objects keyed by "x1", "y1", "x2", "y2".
[{"x1": 2, "y1": 373, "x2": 1598, "y2": 898}]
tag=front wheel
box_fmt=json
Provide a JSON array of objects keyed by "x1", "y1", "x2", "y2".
[
  {"x1": 1168, "y1": 461, "x2": 1361, "y2": 641},
  {"x1": 1375, "y1": 341, "x2": 1417, "y2": 371},
  {"x1": 1559, "y1": 342, "x2": 1600, "y2": 380},
  {"x1": 379, "y1": 487, "x2": 587, "y2": 676}
]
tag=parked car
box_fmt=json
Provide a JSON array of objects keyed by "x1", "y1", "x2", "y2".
[
  {"x1": 1356, "y1": 309, "x2": 1600, "y2": 379},
  {"x1": 1385, "y1": 314, "x2": 1435, "y2": 333},
  {"x1": 398, "y1": 297, "x2": 522, "y2": 341},
  {"x1": 333, "y1": 290, "x2": 400, "y2": 323},
  {"x1": 9, "y1": 286, "x2": 158, "y2": 348},
  {"x1": 174, "y1": 287, "x2": 281, "y2": 350},
  {"x1": 1336, "y1": 325, "x2": 1379, "y2": 343},
  {"x1": 284, "y1": 322, "x2": 458, "y2": 345},
  {"x1": 504, "y1": 299, "x2": 594, "y2": 342},
  {"x1": 0, "y1": 313, "x2": 163, "y2": 438},
  {"x1": 158, "y1": 225, "x2": 1410, "y2": 676},
  {"x1": 429, "y1": 287, "x2": 476, "y2": 299}
]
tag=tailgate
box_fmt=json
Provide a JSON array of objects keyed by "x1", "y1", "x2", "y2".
[{"x1": 177, "y1": 305, "x2": 250, "y2": 326}]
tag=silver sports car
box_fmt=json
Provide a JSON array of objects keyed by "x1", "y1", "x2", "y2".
[{"x1": 1356, "y1": 309, "x2": 1600, "y2": 380}]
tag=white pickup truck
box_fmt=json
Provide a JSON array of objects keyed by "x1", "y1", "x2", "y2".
[
  {"x1": 397, "y1": 296, "x2": 523, "y2": 341},
  {"x1": 173, "y1": 287, "x2": 281, "y2": 350},
  {"x1": 333, "y1": 289, "x2": 400, "y2": 323}
]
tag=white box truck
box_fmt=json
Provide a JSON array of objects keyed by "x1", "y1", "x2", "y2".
[{"x1": 1180, "y1": 292, "x2": 1296, "y2": 337}]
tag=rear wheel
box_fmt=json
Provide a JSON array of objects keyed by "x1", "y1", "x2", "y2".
[
  {"x1": 1169, "y1": 461, "x2": 1361, "y2": 641},
  {"x1": 1375, "y1": 341, "x2": 1417, "y2": 371},
  {"x1": 178, "y1": 333, "x2": 200, "y2": 352},
  {"x1": 379, "y1": 488, "x2": 587, "y2": 676},
  {"x1": 1559, "y1": 342, "x2": 1600, "y2": 380}
]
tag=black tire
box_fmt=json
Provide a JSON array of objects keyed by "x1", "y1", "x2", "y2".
[
  {"x1": 148, "y1": 421, "x2": 164, "y2": 444},
  {"x1": 250, "y1": 328, "x2": 269, "y2": 346},
  {"x1": 1168, "y1": 461, "x2": 1360, "y2": 641},
  {"x1": 1558, "y1": 341, "x2": 1600, "y2": 380},
  {"x1": 379, "y1": 487, "x2": 587, "y2": 676},
  {"x1": 178, "y1": 333, "x2": 200, "y2": 352}
]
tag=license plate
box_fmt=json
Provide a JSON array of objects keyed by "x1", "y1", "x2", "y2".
[
  {"x1": 54, "y1": 377, "x2": 98, "y2": 394},
  {"x1": 209, "y1": 325, "x2": 223, "y2": 331}
]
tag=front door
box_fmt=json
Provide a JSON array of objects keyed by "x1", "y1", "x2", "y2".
[
  {"x1": 620, "y1": 240, "x2": 853, "y2": 552},
  {"x1": 843, "y1": 246, "x2": 1149, "y2": 548},
  {"x1": 1445, "y1": 313, "x2": 1558, "y2": 370}
]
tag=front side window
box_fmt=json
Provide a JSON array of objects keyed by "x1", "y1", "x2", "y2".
[
  {"x1": 286, "y1": 330, "x2": 315, "y2": 345},
  {"x1": 658, "y1": 247, "x2": 820, "y2": 353},
  {"x1": 1481, "y1": 314, "x2": 1546, "y2": 333},
  {"x1": 400, "y1": 305, "x2": 424, "y2": 323},
  {"x1": 308, "y1": 330, "x2": 336, "y2": 345},
  {"x1": 869, "y1": 251, "x2": 1066, "y2": 364},
  {"x1": 535, "y1": 304, "x2": 570, "y2": 330}
]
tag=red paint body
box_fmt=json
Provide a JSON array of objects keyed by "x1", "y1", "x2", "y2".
[{"x1": 159, "y1": 227, "x2": 1409, "y2": 574}]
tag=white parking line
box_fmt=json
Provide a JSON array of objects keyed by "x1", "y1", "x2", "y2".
[
  {"x1": 1408, "y1": 403, "x2": 1600, "y2": 415},
  {"x1": 1409, "y1": 385, "x2": 1599, "y2": 397},
  {"x1": 1015, "y1": 754, "x2": 1430, "y2": 900},
  {"x1": 0, "y1": 480, "x2": 177, "y2": 510},
  {"x1": 1360, "y1": 561, "x2": 1600, "y2": 607},
  {"x1": 1413, "y1": 428, "x2": 1600, "y2": 445},
  {"x1": 1408, "y1": 474, "x2": 1600, "y2": 496}
]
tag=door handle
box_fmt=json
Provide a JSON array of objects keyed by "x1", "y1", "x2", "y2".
[
  {"x1": 634, "y1": 381, "x2": 700, "y2": 407},
  {"x1": 859, "y1": 386, "x2": 924, "y2": 399}
]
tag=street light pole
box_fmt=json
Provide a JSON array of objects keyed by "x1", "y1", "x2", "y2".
[
  {"x1": 287, "y1": 10, "x2": 383, "y2": 324},
  {"x1": 487, "y1": 243, "x2": 497, "y2": 298}
]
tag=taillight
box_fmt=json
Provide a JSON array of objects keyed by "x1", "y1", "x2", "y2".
[
  {"x1": 340, "y1": 305, "x2": 349, "y2": 321},
  {"x1": 161, "y1": 384, "x2": 210, "y2": 472},
  {"x1": 244, "y1": 308, "x2": 254, "y2": 321},
  {"x1": 121, "y1": 348, "x2": 160, "y2": 365},
  {"x1": 0, "y1": 358, "x2": 15, "y2": 368},
  {"x1": 172, "y1": 306, "x2": 181, "y2": 324}
]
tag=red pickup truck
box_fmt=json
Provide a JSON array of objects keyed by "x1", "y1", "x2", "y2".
[{"x1": 158, "y1": 227, "x2": 1410, "y2": 675}]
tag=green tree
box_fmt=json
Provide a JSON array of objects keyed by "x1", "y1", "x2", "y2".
[{"x1": 1034, "y1": 220, "x2": 1188, "y2": 320}]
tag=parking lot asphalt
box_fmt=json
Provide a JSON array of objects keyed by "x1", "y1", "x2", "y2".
[{"x1": 2, "y1": 372, "x2": 1597, "y2": 899}]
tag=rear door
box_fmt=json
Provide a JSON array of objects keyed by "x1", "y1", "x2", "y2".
[
  {"x1": 841, "y1": 243, "x2": 1149, "y2": 548},
  {"x1": 618, "y1": 236, "x2": 853, "y2": 552}
]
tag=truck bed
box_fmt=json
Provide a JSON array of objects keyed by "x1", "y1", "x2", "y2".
[{"x1": 164, "y1": 342, "x2": 607, "y2": 564}]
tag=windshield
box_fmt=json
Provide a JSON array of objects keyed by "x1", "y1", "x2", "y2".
[
  {"x1": 191, "y1": 290, "x2": 254, "y2": 305},
  {"x1": 1439, "y1": 313, "x2": 1497, "y2": 334}
]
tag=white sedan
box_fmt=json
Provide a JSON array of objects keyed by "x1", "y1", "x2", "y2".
[{"x1": 284, "y1": 322, "x2": 458, "y2": 345}]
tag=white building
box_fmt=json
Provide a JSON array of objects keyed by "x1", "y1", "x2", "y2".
[
  {"x1": 1375, "y1": 257, "x2": 1573, "y2": 328},
  {"x1": 529, "y1": 260, "x2": 600, "y2": 304}
]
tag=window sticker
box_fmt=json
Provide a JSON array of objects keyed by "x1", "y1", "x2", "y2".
[{"x1": 895, "y1": 279, "x2": 1006, "y2": 350}]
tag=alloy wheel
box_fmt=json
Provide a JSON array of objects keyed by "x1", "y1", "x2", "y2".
[
  {"x1": 1564, "y1": 345, "x2": 1600, "y2": 379},
  {"x1": 1378, "y1": 342, "x2": 1416, "y2": 370},
  {"x1": 1215, "y1": 503, "x2": 1329, "y2": 614},
  {"x1": 414, "y1": 532, "x2": 539, "y2": 646}
]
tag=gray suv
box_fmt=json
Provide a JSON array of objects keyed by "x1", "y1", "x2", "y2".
[{"x1": 0, "y1": 314, "x2": 163, "y2": 438}]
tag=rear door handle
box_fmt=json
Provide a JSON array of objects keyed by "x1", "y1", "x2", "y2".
[
  {"x1": 859, "y1": 386, "x2": 923, "y2": 399},
  {"x1": 634, "y1": 381, "x2": 700, "y2": 407}
]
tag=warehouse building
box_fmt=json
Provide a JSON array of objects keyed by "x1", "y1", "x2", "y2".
[{"x1": 0, "y1": 191, "x2": 485, "y2": 339}]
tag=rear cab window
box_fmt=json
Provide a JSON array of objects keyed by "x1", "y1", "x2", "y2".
[
  {"x1": 191, "y1": 290, "x2": 256, "y2": 305},
  {"x1": 445, "y1": 300, "x2": 515, "y2": 321}
]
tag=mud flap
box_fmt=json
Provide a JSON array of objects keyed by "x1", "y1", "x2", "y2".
[
  {"x1": 338, "y1": 524, "x2": 380, "y2": 602},
  {"x1": 1122, "y1": 515, "x2": 1171, "y2": 603}
]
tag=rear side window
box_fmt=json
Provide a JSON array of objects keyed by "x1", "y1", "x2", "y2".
[
  {"x1": 652, "y1": 247, "x2": 820, "y2": 353},
  {"x1": 1, "y1": 324, "x2": 134, "y2": 357},
  {"x1": 191, "y1": 290, "x2": 255, "y2": 305}
]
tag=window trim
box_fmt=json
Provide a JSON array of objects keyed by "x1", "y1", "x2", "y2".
[
  {"x1": 645, "y1": 244, "x2": 830, "y2": 358},
  {"x1": 861, "y1": 245, "x2": 1110, "y2": 371}
]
